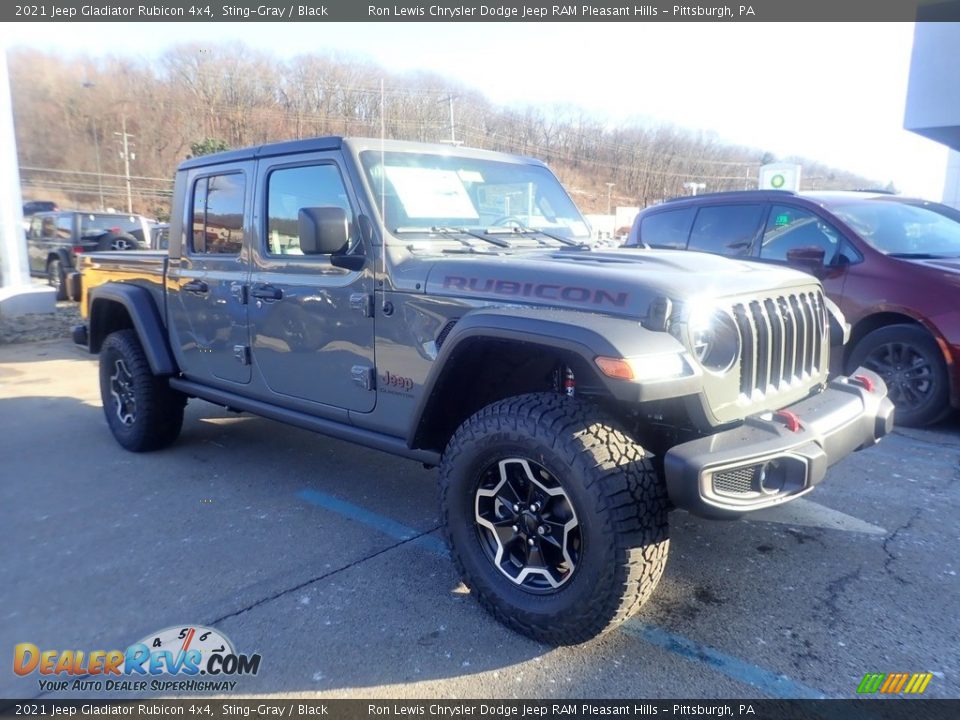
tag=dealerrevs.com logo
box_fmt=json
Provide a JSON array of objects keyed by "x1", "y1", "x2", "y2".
[{"x1": 14, "y1": 625, "x2": 261, "y2": 693}]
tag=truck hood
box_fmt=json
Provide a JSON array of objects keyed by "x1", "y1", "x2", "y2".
[{"x1": 422, "y1": 248, "x2": 819, "y2": 319}]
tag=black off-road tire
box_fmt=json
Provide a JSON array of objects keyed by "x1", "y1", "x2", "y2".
[
  {"x1": 439, "y1": 392, "x2": 670, "y2": 645},
  {"x1": 47, "y1": 257, "x2": 67, "y2": 301},
  {"x1": 99, "y1": 329, "x2": 186, "y2": 452},
  {"x1": 847, "y1": 324, "x2": 951, "y2": 427}
]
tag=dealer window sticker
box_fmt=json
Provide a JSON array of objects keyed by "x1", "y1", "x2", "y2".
[
  {"x1": 457, "y1": 169, "x2": 485, "y2": 183},
  {"x1": 385, "y1": 166, "x2": 480, "y2": 220}
]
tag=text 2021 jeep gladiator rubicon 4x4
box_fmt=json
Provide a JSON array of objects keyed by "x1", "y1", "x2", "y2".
[{"x1": 75, "y1": 137, "x2": 894, "y2": 644}]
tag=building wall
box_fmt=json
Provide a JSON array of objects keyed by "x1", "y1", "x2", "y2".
[
  {"x1": 904, "y1": 22, "x2": 960, "y2": 151},
  {"x1": 944, "y1": 149, "x2": 960, "y2": 210}
]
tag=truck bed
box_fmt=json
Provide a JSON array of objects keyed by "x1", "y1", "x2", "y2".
[{"x1": 78, "y1": 250, "x2": 168, "y2": 323}]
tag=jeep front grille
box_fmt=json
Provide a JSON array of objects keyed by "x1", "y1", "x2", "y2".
[{"x1": 732, "y1": 290, "x2": 826, "y2": 399}]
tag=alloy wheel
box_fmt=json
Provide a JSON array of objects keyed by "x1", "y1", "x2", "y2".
[
  {"x1": 109, "y1": 358, "x2": 137, "y2": 426},
  {"x1": 863, "y1": 341, "x2": 934, "y2": 411},
  {"x1": 474, "y1": 457, "x2": 581, "y2": 593}
]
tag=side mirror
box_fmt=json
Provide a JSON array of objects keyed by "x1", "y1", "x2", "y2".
[
  {"x1": 785, "y1": 246, "x2": 826, "y2": 276},
  {"x1": 298, "y1": 206, "x2": 349, "y2": 255}
]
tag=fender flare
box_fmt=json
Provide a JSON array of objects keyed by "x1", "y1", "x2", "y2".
[
  {"x1": 88, "y1": 283, "x2": 178, "y2": 376},
  {"x1": 406, "y1": 306, "x2": 700, "y2": 448}
]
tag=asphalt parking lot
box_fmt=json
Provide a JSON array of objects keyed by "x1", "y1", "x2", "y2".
[{"x1": 1, "y1": 338, "x2": 958, "y2": 700}]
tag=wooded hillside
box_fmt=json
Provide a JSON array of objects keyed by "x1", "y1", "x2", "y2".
[{"x1": 9, "y1": 44, "x2": 883, "y2": 220}]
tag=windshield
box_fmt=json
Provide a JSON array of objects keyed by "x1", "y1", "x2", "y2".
[
  {"x1": 359, "y1": 150, "x2": 590, "y2": 240},
  {"x1": 80, "y1": 214, "x2": 144, "y2": 237},
  {"x1": 830, "y1": 200, "x2": 960, "y2": 257}
]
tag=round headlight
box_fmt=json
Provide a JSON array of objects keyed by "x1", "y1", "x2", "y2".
[{"x1": 689, "y1": 308, "x2": 740, "y2": 373}]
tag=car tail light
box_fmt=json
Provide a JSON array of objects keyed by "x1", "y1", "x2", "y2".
[{"x1": 72, "y1": 246, "x2": 84, "y2": 254}]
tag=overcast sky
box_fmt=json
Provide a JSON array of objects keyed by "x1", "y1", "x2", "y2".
[{"x1": 8, "y1": 21, "x2": 950, "y2": 199}]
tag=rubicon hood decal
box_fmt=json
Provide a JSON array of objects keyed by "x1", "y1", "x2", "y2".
[
  {"x1": 423, "y1": 250, "x2": 818, "y2": 317},
  {"x1": 441, "y1": 275, "x2": 629, "y2": 308}
]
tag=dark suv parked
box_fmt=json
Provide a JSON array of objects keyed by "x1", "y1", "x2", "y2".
[
  {"x1": 626, "y1": 190, "x2": 960, "y2": 426},
  {"x1": 27, "y1": 211, "x2": 150, "y2": 300},
  {"x1": 22, "y1": 200, "x2": 59, "y2": 216}
]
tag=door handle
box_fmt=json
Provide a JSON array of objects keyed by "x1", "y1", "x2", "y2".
[
  {"x1": 251, "y1": 285, "x2": 283, "y2": 301},
  {"x1": 183, "y1": 280, "x2": 208, "y2": 294}
]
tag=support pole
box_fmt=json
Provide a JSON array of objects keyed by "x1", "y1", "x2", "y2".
[{"x1": 0, "y1": 46, "x2": 55, "y2": 316}]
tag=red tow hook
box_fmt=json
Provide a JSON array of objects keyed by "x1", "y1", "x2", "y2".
[
  {"x1": 774, "y1": 409, "x2": 802, "y2": 432},
  {"x1": 853, "y1": 374, "x2": 876, "y2": 393}
]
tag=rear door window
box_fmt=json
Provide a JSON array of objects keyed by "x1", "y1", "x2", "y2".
[
  {"x1": 40, "y1": 215, "x2": 57, "y2": 239},
  {"x1": 190, "y1": 173, "x2": 246, "y2": 255},
  {"x1": 639, "y1": 207, "x2": 695, "y2": 249},
  {"x1": 688, "y1": 204, "x2": 765, "y2": 256},
  {"x1": 56, "y1": 215, "x2": 72, "y2": 240}
]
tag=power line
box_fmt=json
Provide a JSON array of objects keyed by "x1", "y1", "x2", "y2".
[{"x1": 21, "y1": 166, "x2": 174, "y2": 183}]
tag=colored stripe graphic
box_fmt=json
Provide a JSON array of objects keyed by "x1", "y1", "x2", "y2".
[
  {"x1": 905, "y1": 673, "x2": 933, "y2": 694},
  {"x1": 857, "y1": 672, "x2": 933, "y2": 694},
  {"x1": 857, "y1": 673, "x2": 885, "y2": 693}
]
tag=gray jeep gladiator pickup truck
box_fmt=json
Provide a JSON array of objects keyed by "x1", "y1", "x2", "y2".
[{"x1": 76, "y1": 137, "x2": 894, "y2": 644}]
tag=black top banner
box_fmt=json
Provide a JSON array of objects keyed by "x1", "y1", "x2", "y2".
[{"x1": 4, "y1": 0, "x2": 960, "y2": 22}]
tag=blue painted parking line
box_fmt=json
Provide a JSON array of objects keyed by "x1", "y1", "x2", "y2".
[
  {"x1": 296, "y1": 486, "x2": 828, "y2": 699},
  {"x1": 296, "y1": 488, "x2": 449, "y2": 557},
  {"x1": 622, "y1": 622, "x2": 825, "y2": 699}
]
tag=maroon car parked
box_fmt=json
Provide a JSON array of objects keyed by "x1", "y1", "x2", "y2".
[{"x1": 626, "y1": 190, "x2": 960, "y2": 426}]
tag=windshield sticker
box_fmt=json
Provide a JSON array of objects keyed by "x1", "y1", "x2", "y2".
[
  {"x1": 457, "y1": 170, "x2": 485, "y2": 183},
  {"x1": 385, "y1": 166, "x2": 479, "y2": 220}
]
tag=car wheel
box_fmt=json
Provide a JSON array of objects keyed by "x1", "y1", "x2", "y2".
[
  {"x1": 46, "y1": 257, "x2": 67, "y2": 301},
  {"x1": 99, "y1": 329, "x2": 186, "y2": 452},
  {"x1": 440, "y1": 392, "x2": 670, "y2": 645},
  {"x1": 847, "y1": 324, "x2": 951, "y2": 427}
]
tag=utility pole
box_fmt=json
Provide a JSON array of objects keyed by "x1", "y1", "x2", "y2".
[
  {"x1": 91, "y1": 116, "x2": 105, "y2": 209},
  {"x1": 604, "y1": 183, "x2": 616, "y2": 242},
  {"x1": 114, "y1": 116, "x2": 134, "y2": 213},
  {"x1": 82, "y1": 81, "x2": 105, "y2": 209},
  {"x1": 438, "y1": 95, "x2": 461, "y2": 146},
  {"x1": 447, "y1": 95, "x2": 456, "y2": 144}
]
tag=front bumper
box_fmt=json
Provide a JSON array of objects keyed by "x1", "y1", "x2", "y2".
[{"x1": 664, "y1": 368, "x2": 894, "y2": 519}]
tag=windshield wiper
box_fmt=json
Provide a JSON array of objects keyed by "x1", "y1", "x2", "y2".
[
  {"x1": 485, "y1": 225, "x2": 589, "y2": 249},
  {"x1": 394, "y1": 226, "x2": 511, "y2": 249}
]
